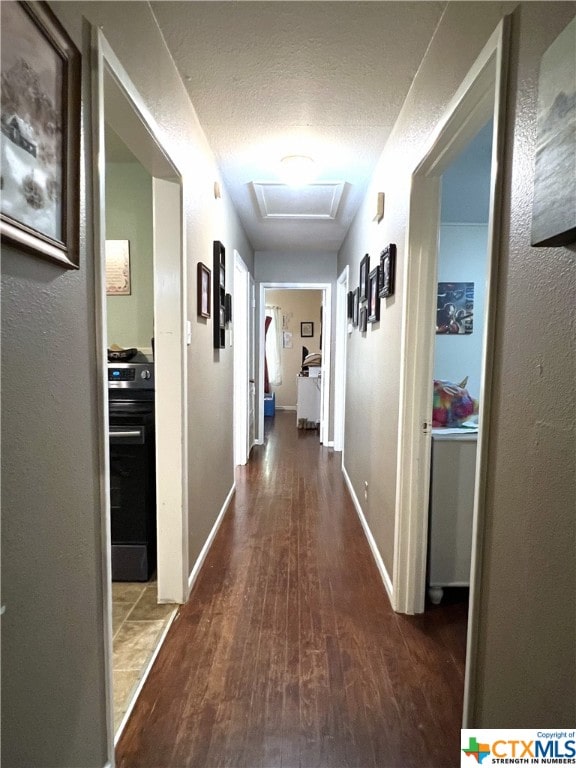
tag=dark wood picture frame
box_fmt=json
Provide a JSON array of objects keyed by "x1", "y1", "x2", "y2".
[
  {"x1": 0, "y1": 1, "x2": 81, "y2": 268},
  {"x1": 359, "y1": 253, "x2": 370, "y2": 302},
  {"x1": 225, "y1": 293, "x2": 232, "y2": 324},
  {"x1": 347, "y1": 290, "x2": 354, "y2": 320},
  {"x1": 353, "y1": 287, "x2": 360, "y2": 327},
  {"x1": 359, "y1": 305, "x2": 368, "y2": 333},
  {"x1": 368, "y1": 266, "x2": 380, "y2": 323},
  {"x1": 197, "y1": 262, "x2": 211, "y2": 318},
  {"x1": 378, "y1": 243, "x2": 396, "y2": 299},
  {"x1": 301, "y1": 321, "x2": 314, "y2": 338},
  {"x1": 213, "y1": 240, "x2": 226, "y2": 348}
]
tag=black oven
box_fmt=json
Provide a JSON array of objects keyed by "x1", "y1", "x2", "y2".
[{"x1": 108, "y1": 363, "x2": 156, "y2": 581}]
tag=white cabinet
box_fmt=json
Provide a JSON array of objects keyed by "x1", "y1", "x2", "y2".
[
  {"x1": 296, "y1": 375, "x2": 321, "y2": 429},
  {"x1": 428, "y1": 431, "x2": 478, "y2": 604}
]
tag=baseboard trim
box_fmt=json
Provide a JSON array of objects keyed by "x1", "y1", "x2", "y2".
[
  {"x1": 187, "y1": 482, "x2": 235, "y2": 593},
  {"x1": 342, "y1": 464, "x2": 394, "y2": 603}
]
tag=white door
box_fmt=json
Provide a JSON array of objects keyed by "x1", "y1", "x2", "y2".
[{"x1": 248, "y1": 276, "x2": 256, "y2": 451}]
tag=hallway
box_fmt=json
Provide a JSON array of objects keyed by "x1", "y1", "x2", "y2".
[{"x1": 116, "y1": 412, "x2": 467, "y2": 768}]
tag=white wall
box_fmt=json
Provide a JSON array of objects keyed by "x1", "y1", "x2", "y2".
[
  {"x1": 105, "y1": 159, "x2": 154, "y2": 350},
  {"x1": 266, "y1": 289, "x2": 322, "y2": 408},
  {"x1": 434, "y1": 224, "x2": 489, "y2": 400}
]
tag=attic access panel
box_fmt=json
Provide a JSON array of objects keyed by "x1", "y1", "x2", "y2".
[{"x1": 252, "y1": 182, "x2": 344, "y2": 220}]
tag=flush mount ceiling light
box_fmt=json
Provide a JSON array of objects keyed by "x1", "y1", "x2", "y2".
[{"x1": 279, "y1": 154, "x2": 316, "y2": 186}]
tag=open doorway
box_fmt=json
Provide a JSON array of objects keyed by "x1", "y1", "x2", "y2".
[
  {"x1": 393, "y1": 17, "x2": 510, "y2": 727},
  {"x1": 258, "y1": 283, "x2": 332, "y2": 445},
  {"x1": 93, "y1": 30, "x2": 188, "y2": 750}
]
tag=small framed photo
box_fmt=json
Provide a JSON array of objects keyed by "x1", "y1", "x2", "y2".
[
  {"x1": 225, "y1": 292, "x2": 232, "y2": 324},
  {"x1": 197, "y1": 262, "x2": 211, "y2": 318},
  {"x1": 0, "y1": 1, "x2": 81, "y2": 268},
  {"x1": 368, "y1": 266, "x2": 380, "y2": 323},
  {"x1": 347, "y1": 290, "x2": 354, "y2": 320},
  {"x1": 359, "y1": 306, "x2": 368, "y2": 333},
  {"x1": 353, "y1": 287, "x2": 360, "y2": 327},
  {"x1": 301, "y1": 321, "x2": 314, "y2": 338},
  {"x1": 379, "y1": 243, "x2": 396, "y2": 299},
  {"x1": 359, "y1": 253, "x2": 370, "y2": 302}
]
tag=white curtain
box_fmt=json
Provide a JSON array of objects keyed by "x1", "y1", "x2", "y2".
[{"x1": 265, "y1": 305, "x2": 283, "y2": 386}]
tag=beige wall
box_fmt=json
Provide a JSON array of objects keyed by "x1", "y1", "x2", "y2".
[
  {"x1": 266, "y1": 289, "x2": 322, "y2": 408},
  {"x1": 1, "y1": 2, "x2": 253, "y2": 765},
  {"x1": 338, "y1": 1, "x2": 575, "y2": 726}
]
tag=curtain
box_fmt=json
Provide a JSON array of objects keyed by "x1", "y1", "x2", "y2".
[
  {"x1": 264, "y1": 315, "x2": 272, "y2": 393},
  {"x1": 265, "y1": 306, "x2": 282, "y2": 388}
]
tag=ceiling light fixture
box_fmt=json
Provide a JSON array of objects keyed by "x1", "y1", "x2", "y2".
[{"x1": 279, "y1": 154, "x2": 316, "y2": 187}]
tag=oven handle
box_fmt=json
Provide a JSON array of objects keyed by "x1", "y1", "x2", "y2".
[{"x1": 109, "y1": 427, "x2": 145, "y2": 444}]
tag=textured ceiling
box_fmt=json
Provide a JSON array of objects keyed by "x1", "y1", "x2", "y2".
[{"x1": 151, "y1": 1, "x2": 446, "y2": 252}]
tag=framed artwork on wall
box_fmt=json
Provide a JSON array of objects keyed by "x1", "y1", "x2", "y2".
[
  {"x1": 436, "y1": 282, "x2": 474, "y2": 334},
  {"x1": 197, "y1": 262, "x2": 211, "y2": 318},
  {"x1": 0, "y1": 1, "x2": 81, "y2": 268},
  {"x1": 368, "y1": 266, "x2": 380, "y2": 323},
  {"x1": 301, "y1": 321, "x2": 314, "y2": 338},
  {"x1": 347, "y1": 290, "x2": 354, "y2": 320},
  {"x1": 359, "y1": 253, "x2": 370, "y2": 302},
  {"x1": 531, "y1": 16, "x2": 576, "y2": 247},
  {"x1": 213, "y1": 240, "x2": 226, "y2": 348},
  {"x1": 359, "y1": 305, "x2": 368, "y2": 333},
  {"x1": 378, "y1": 243, "x2": 396, "y2": 299},
  {"x1": 105, "y1": 240, "x2": 131, "y2": 295},
  {"x1": 353, "y1": 287, "x2": 360, "y2": 327}
]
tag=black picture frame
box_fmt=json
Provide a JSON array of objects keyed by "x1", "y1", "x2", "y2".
[
  {"x1": 213, "y1": 240, "x2": 226, "y2": 348},
  {"x1": 197, "y1": 262, "x2": 211, "y2": 318},
  {"x1": 368, "y1": 266, "x2": 380, "y2": 323},
  {"x1": 225, "y1": 293, "x2": 232, "y2": 324},
  {"x1": 347, "y1": 290, "x2": 354, "y2": 320},
  {"x1": 359, "y1": 306, "x2": 368, "y2": 333},
  {"x1": 301, "y1": 321, "x2": 314, "y2": 338},
  {"x1": 0, "y1": 1, "x2": 81, "y2": 269},
  {"x1": 359, "y1": 253, "x2": 370, "y2": 302},
  {"x1": 379, "y1": 243, "x2": 396, "y2": 299},
  {"x1": 353, "y1": 287, "x2": 360, "y2": 327}
]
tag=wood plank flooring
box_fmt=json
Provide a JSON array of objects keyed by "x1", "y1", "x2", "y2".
[{"x1": 116, "y1": 412, "x2": 468, "y2": 768}]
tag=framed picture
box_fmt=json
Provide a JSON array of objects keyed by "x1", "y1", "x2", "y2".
[
  {"x1": 436, "y1": 282, "x2": 474, "y2": 334},
  {"x1": 353, "y1": 287, "x2": 360, "y2": 327},
  {"x1": 359, "y1": 306, "x2": 368, "y2": 333},
  {"x1": 347, "y1": 290, "x2": 354, "y2": 320},
  {"x1": 105, "y1": 240, "x2": 131, "y2": 295},
  {"x1": 197, "y1": 262, "x2": 211, "y2": 318},
  {"x1": 359, "y1": 253, "x2": 370, "y2": 301},
  {"x1": 379, "y1": 243, "x2": 396, "y2": 299},
  {"x1": 0, "y1": 1, "x2": 81, "y2": 268},
  {"x1": 368, "y1": 266, "x2": 380, "y2": 323},
  {"x1": 301, "y1": 321, "x2": 314, "y2": 338},
  {"x1": 225, "y1": 293, "x2": 232, "y2": 324},
  {"x1": 531, "y1": 16, "x2": 576, "y2": 247}
]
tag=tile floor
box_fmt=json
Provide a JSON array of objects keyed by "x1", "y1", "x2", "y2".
[{"x1": 112, "y1": 581, "x2": 178, "y2": 732}]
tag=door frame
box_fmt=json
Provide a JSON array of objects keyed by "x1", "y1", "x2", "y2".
[
  {"x1": 233, "y1": 251, "x2": 250, "y2": 466},
  {"x1": 92, "y1": 28, "x2": 189, "y2": 753},
  {"x1": 392, "y1": 15, "x2": 510, "y2": 720},
  {"x1": 258, "y1": 282, "x2": 332, "y2": 445},
  {"x1": 333, "y1": 266, "x2": 350, "y2": 454}
]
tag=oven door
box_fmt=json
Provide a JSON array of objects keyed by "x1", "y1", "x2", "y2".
[{"x1": 108, "y1": 401, "x2": 156, "y2": 580}]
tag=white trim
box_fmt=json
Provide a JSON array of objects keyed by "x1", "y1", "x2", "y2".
[
  {"x1": 233, "y1": 252, "x2": 250, "y2": 466},
  {"x1": 113, "y1": 608, "x2": 178, "y2": 745},
  {"x1": 342, "y1": 465, "x2": 394, "y2": 603},
  {"x1": 187, "y1": 483, "x2": 236, "y2": 593},
  {"x1": 394, "y1": 17, "x2": 509, "y2": 617},
  {"x1": 275, "y1": 405, "x2": 297, "y2": 411},
  {"x1": 334, "y1": 266, "x2": 349, "y2": 453}
]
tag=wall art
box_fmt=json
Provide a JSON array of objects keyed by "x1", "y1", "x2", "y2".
[{"x1": 436, "y1": 282, "x2": 474, "y2": 335}]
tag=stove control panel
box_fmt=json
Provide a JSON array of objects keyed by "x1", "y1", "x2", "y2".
[{"x1": 108, "y1": 363, "x2": 154, "y2": 389}]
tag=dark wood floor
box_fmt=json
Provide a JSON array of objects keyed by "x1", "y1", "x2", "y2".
[{"x1": 116, "y1": 411, "x2": 468, "y2": 768}]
